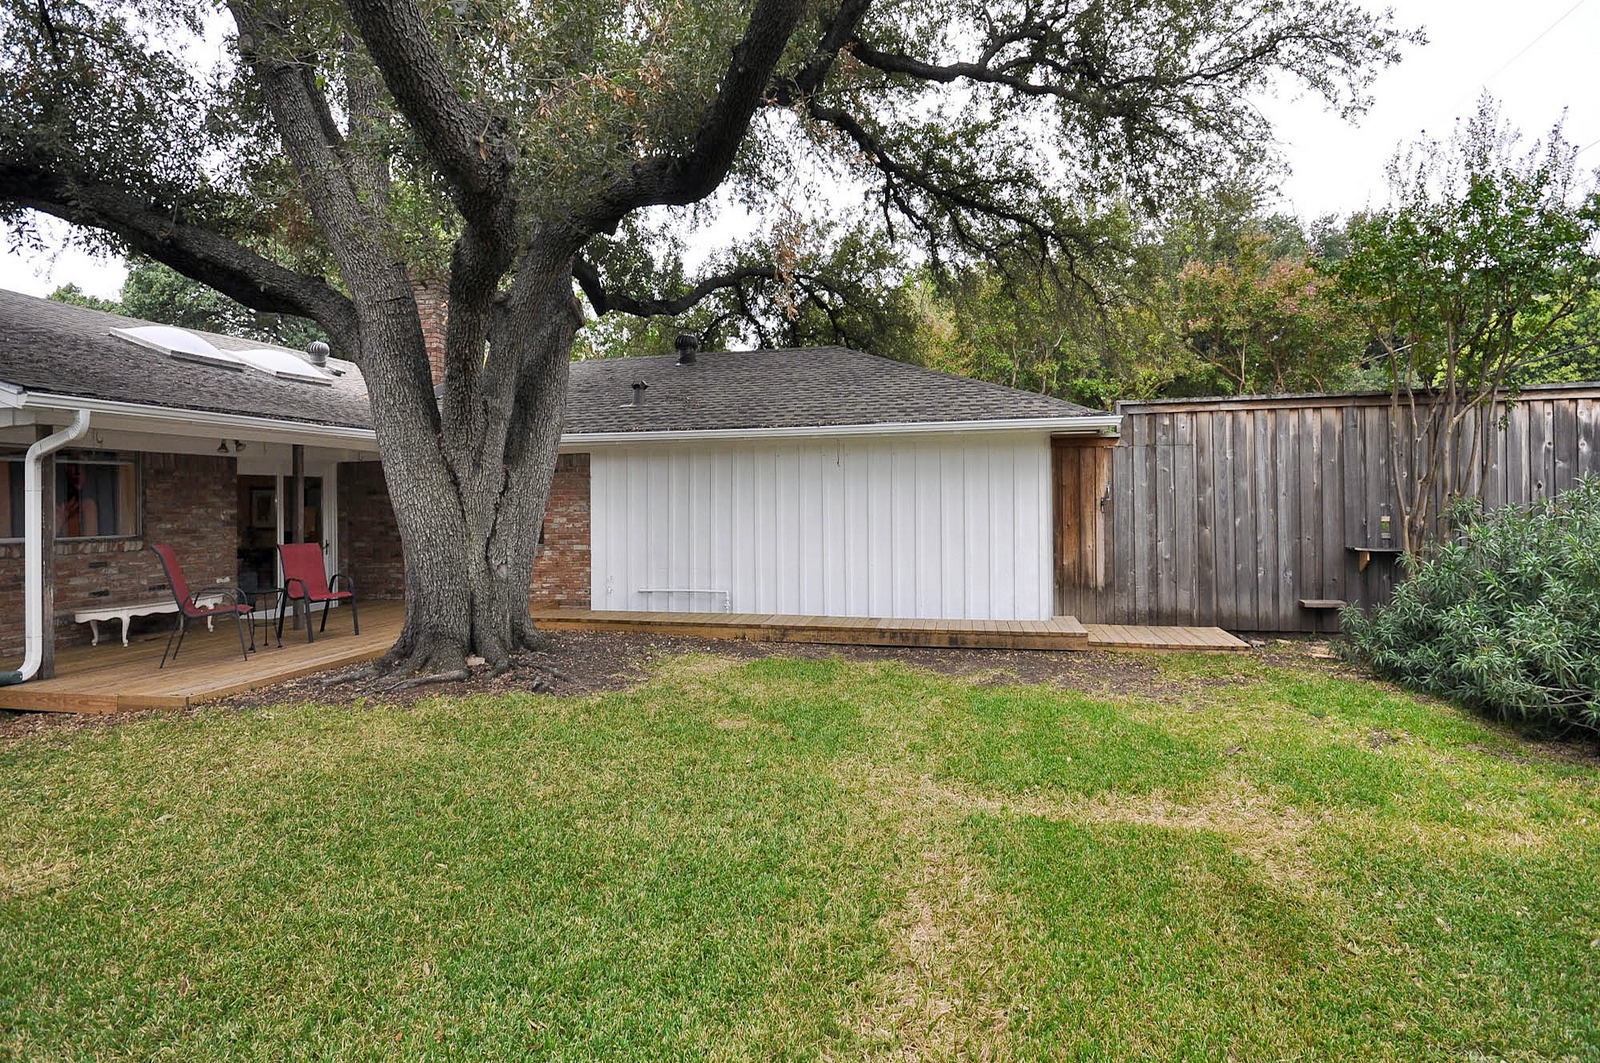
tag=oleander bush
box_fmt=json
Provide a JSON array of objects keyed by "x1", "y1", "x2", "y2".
[{"x1": 1343, "y1": 477, "x2": 1600, "y2": 733}]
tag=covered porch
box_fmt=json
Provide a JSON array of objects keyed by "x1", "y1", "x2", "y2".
[{"x1": 0, "y1": 600, "x2": 401, "y2": 713}]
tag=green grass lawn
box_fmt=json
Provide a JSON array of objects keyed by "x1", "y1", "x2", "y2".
[{"x1": 3, "y1": 652, "x2": 1597, "y2": 1061}]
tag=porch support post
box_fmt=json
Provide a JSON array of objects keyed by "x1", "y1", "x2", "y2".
[
  {"x1": 35, "y1": 426, "x2": 55, "y2": 680},
  {"x1": 290, "y1": 445, "x2": 305, "y2": 544},
  {"x1": 290, "y1": 444, "x2": 306, "y2": 629}
]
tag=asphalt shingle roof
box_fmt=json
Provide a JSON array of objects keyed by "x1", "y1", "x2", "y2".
[
  {"x1": 563, "y1": 347, "x2": 1100, "y2": 433},
  {"x1": 0, "y1": 289, "x2": 373, "y2": 429},
  {"x1": 0, "y1": 291, "x2": 1104, "y2": 434}
]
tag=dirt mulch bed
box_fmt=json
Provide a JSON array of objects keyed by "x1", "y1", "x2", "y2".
[
  {"x1": 0, "y1": 632, "x2": 1351, "y2": 742},
  {"x1": 220, "y1": 629, "x2": 1200, "y2": 708}
]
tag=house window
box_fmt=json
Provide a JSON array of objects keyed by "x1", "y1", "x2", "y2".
[{"x1": 0, "y1": 451, "x2": 139, "y2": 540}]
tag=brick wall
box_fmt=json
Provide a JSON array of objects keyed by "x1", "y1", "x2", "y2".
[
  {"x1": 0, "y1": 453, "x2": 236, "y2": 656},
  {"x1": 337, "y1": 461, "x2": 405, "y2": 599},
  {"x1": 530, "y1": 453, "x2": 591, "y2": 609},
  {"x1": 332, "y1": 453, "x2": 592, "y2": 611}
]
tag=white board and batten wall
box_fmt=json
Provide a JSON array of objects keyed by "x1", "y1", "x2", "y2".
[{"x1": 588, "y1": 430, "x2": 1055, "y2": 621}]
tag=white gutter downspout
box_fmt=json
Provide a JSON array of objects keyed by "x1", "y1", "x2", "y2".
[{"x1": 0, "y1": 409, "x2": 91, "y2": 685}]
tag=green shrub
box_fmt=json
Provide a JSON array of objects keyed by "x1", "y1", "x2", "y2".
[{"x1": 1342, "y1": 478, "x2": 1600, "y2": 733}]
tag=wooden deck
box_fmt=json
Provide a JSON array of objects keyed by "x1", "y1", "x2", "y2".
[
  {"x1": 531, "y1": 609, "x2": 1249, "y2": 654},
  {"x1": 0, "y1": 601, "x2": 400, "y2": 714}
]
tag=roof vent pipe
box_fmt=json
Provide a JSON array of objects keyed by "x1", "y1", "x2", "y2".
[
  {"x1": 631, "y1": 380, "x2": 649, "y2": 406},
  {"x1": 305, "y1": 340, "x2": 330, "y2": 367},
  {"x1": 674, "y1": 333, "x2": 699, "y2": 365}
]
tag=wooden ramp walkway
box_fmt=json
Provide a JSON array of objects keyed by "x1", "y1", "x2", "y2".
[
  {"x1": 0, "y1": 601, "x2": 401, "y2": 715},
  {"x1": 1086, "y1": 624, "x2": 1250, "y2": 653},
  {"x1": 531, "y1": 609, "x2": 1248, "y2": 654}
]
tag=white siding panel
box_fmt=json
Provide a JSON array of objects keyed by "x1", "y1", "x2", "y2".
[
  {"x1": 843, "y1": 441, "x2": 870, "y2": 616},
  {"x1": 590, "y1": 431, "x2": 1055, "y2": 620},
  {"x1": 988, "y1": 443, "x2": 1017, "y2": 619},
  {"x1": 866, "y1": 445, "x2": 893, "y2": 615}
]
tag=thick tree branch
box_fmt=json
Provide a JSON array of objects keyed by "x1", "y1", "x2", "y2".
[
  {"x1": 573, "y1": 255, "x2": 779, "y2": 318},
  {"x1": 338, "y1": 0, "x2": 526, "y2": 451},
  {"x1": 342, "y1": 34, "x2": 392, "y2": 214},
  {"x1": 773, "y1": 0, "x2": 873, "y2": 102},
  {"x1": 804, "y1": 101, "x2": 1069, "y2": 263},
  {"x1": 230, "y1": 3, "x2": 397, "y2": 304},
  {"x1": 342, "y1": 0, "x2": 514, "y2": 228},
  {"x1": 849, "y1": 15, "x2": 1372, "y2": 105},
  {"x1": 586, "y1": 0, "x2": 809, "y2": 230},
  {"x1": 0, "y1": 165, "x2": 359, "y2": 352}
]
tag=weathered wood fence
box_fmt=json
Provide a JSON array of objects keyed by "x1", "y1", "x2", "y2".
[{"x1": 1055, "y1": 383, "x2": 1600, "y2": 632}]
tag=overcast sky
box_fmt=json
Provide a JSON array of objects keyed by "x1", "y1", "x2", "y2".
[{"x1": 3, "y1": 0, "x2": 1597, "y2": 301}]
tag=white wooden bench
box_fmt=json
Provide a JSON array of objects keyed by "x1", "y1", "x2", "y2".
[{"x1": 73, "y1": 600, "x2": 181, "y2": 647}]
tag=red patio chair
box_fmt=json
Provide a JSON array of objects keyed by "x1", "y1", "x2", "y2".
[
  {"x1": 148, "y1": 543, "x2": 254, "y2": 668},
  {"x1": 276, "y1": 542, "x2": 359, "y2": 644}
]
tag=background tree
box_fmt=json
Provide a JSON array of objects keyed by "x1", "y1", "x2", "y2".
[
  {"x1": 1177, "y1": 230, "x2": 1366, "y2": 395},
  {"x1": 1340, "y1": 99, "x2": 1600, "y2": 553},
  {"x1": 917, "y1": 229, "x2": 1188, "y2": 411},
  {"x1": 1, "y1": 0, "x2": 1413, "y2": 679}
]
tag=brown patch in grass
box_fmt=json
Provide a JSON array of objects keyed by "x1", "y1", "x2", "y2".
[
  {"x1": 837, "y1": 769, "x2": 1335, "y2": 1058},
  {"x1": 848, "y1": 839, "x2": 1016, "y2": 1062},
  {"x1": 832, "y1": 760, "x2": 1019, "y2": 1062},
  {"x1": 0, "y1": 854, "x2": 76, "y2": 901},
  {"x1": 926, "y1": 775, "x2": 1325, "y2": 895},
  {"x1": 1367, "y1": 729, "x2": 1402, "y2": 750}
]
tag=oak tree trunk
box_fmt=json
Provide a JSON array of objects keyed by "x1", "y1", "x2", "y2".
[{"x1": 365, "y1": 267, "x2": 583, "y2": 677}]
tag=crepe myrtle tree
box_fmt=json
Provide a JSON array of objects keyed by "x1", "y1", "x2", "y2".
[{"x1": 0, "y1": 0, "x2": 1412, "y2": 679}]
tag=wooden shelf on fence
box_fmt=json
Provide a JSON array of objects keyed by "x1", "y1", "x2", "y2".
[
  {"x1": 1346, "y1": 545, "x2": 1404, "y2": 573},
  {"x1": 1298, "y1": 599, "x2": 1349, "y2": 610}
]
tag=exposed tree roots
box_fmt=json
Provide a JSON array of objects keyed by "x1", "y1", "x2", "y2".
[
  {"x1": 319, "y1": 664, "x2": 380, "y2": 688},
  {"x1": 524, "y1": 662, "x2": 574, "y2": 683},
  {"x1": 385, "y1": 668, "x2": 470, "y2": 692},
  {"x1": 312, "y1": 620, "x2": 559, "y2": 694}
]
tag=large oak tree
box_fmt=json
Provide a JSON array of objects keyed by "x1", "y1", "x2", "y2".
[{"x1": 1, "y1": 0, "x2": 1411, "y2": 677}]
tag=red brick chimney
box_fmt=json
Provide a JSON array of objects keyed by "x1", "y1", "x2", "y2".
[{"x1": 412, "y1": 279, "x2": 448, "y2": 386}]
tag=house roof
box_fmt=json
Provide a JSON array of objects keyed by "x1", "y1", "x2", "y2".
[
  {"x1": 0, "y1": 290, "x2": 1106, "y2": 439},
  {"x1": 563, "y1": 347, "x2": 1100, "y2": 433},
  {"x1": 0, "y1": 289, "x2": 373, "y2": 429}
]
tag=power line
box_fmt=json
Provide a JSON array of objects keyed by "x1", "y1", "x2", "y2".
[
  {"x1": 1478, "y1": 0, "x2": 1590, "y2": 87},
  {"x1": 1435, "y1": 0, "x2": 1591, "y2": 129}
]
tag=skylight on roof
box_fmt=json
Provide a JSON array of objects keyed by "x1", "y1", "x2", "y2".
[
  {"x1": 234, "y1": 348, "x2": 334, "y2": 385},
  {"x1": 110, "y1": 326, "x2": 335, "y2": 385},
  {"x1": 110, "y1": 325, "x2": 246, "y2": 371}
]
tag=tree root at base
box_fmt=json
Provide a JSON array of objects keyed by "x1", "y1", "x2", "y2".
[
  {"x1": 385, "y1": 668, "x2": 471, "y2": 692},
  {"x1": 318, "y1": 664, "x2": 380, "y2": 687},
  {"x1": 523, "y1": 661, "x2": 574, "y2": 683}
]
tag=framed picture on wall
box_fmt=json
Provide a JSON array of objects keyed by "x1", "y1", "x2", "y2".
[{"x1": 249, "y1": 487, "x2": 276, "y2": 528}]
